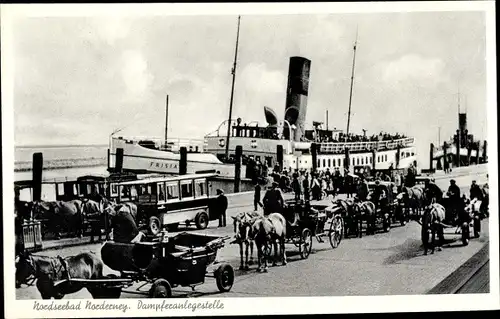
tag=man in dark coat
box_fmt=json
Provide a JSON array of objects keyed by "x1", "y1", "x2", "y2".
[
  {"x1": 446, "y1": 179, "x2": 461, "y2": 221},
  {"x1": 112, "y1": 210, "x2": 140, "y2": 243},
  {"x1": 424, "y1": 180, "x2": 443, "y2": 205},
  {"x1": 215, "y1": 189, "x2": 228, "y2": 227},
  {"x1": 292, "y1": 175, "x2": 302, "y2": 202},
  {"x1": 470, "y1": 180, "x2": 483, "y2": 201},
  {"x1": 357, "y1": 178, "x2": 370, "y2": 202},
  {"x1": 263, "y1": 182, "x2": 285, "y2": 216},
  {"x1": 302, "y1": 173, "x2": 310, "y2": 201},
  {"x1": 254, "y1": 184, "x2": 263, "y2": 211}
]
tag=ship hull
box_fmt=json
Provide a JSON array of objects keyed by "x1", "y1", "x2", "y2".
[{"x1": 109, "y1": 138, "x2": 238, "y2": 177}]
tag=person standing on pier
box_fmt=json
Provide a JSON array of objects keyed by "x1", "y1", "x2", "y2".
[
  {"x1": 263, "y1": 182, "x2": 285, "y2": 216},
  {"x1": 446, "y1": 179, "x2": 461, "y2": 220},
  {"x1": 215, "y1": 189, "x2": 228, "y2": 227},
  {"x1": 469, "y1": 180, "x2": 483, "y2": 201},
  {"x1": 254, "y1": 183, "x2": 263, "y2": 211},
  {"x1": 302, "y1": 172, "x2": 310, "y2": 201},
  {"x1": 292, "y1": 174, "x2": 302, "y2": 202}
]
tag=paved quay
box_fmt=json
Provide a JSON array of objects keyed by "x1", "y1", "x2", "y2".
[
  {"x1": 16, "y1": 215, "x2": 489, "y2": 299},
  {"x1": 16, "y1": 171, "x2": 490, "y2": 299}
]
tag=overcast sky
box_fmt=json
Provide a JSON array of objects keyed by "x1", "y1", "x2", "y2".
[{"x1": 10, "y1": 10, "x2": 488, "y2": 166}]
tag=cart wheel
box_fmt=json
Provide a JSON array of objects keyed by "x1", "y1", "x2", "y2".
[
  {"x1": 329, "y1": 217, "x2": 344, "y2": 249},
  {"x1": 148, "y1": 216, "x2": 161, "y2": 236},
  {"x1": 149, "y1": 279, "x2": 172, "y2": 298},
  {"x1": 195, "y1": 212, "x2": 209, "y2": 230},
  {"x1": 215, "y1": 264, "x2": 234, "y2": 292},
  {"x1": 299, "y1": 228, "x2": 313, "y2": 259}
]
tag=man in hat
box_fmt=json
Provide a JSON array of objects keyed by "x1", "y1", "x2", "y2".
[
  {"x1": 447, "y1": 179, "x2": 461, "y2": 221},
  {"x1": 424, "y1": 179, "x2": 443, "y2": 206},
  {"x1": 263, "y1": 182, "x2": 285, "y2": 216},
  {"x1": 469, "y1": 180, "x2": 483, "y2": 201},
  {"x1": 356, "y1": 177, "x2": 370, "y2": 202},
  {"x1": 215, "y1": 189, "x2": 228, "y2": 227}
]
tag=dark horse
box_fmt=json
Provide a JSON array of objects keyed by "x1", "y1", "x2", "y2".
[
  {"x1": 82, "y1": 198, "x2": 111, "y2": 242},
  {"x1": 31, "y1": 200, "x2": 85, "y2": 239},
  {"x1": 15, "y1": 251, "x2": 104, "y2": 299},
  {"x1": 419, "y1": 203, "x2": 446, "y2": 255}
]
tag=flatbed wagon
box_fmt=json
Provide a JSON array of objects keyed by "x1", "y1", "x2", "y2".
[{"x1": 53, "y1": 232, "x2": 234, "y2": 298}]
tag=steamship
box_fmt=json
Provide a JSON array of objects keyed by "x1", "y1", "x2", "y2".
[
  {"x1": 108, "y1": 18, "x2": 418, "y2": 177},
  {"x1": 109, "y1": 56, "x2": 418, "y2": 178},
  {"x1": 430, "y1": 112, "x2": 488, "y2": 171}
]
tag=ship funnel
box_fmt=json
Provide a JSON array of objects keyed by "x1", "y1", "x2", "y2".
[
  {"x1": 459, "y1": 113, "x2": 467, "y2": 132},
  {"x1": 284, "y1": 56, "x2": 311, "y2": 141}
]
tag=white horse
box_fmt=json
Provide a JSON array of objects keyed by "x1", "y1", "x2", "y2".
[{"x1": 231, "y1": 211, "x2": 262, "y2": 270}]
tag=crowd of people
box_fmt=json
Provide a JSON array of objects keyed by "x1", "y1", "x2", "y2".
[{"x1": 314, "y1": 132, "x2": 408, "y2": 144}]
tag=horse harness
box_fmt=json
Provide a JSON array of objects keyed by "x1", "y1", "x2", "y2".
[{"x1": 55, "y1": 256, "x2": 71, "y2": 281}]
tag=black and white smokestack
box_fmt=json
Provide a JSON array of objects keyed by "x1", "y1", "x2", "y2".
[
  {"x1": 284, "y1": 57, "x2": 311, "y2": 142},
  {"x1": 459, "y1": 113, "x2": 467, "y2": 133}
]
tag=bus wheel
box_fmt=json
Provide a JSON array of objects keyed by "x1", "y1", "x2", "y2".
[
  {"x1": 148, "y1": 216, "x2": 161, "y2": 235},
  {"x1": 195, "y1": 212, "x2": 209, "y2": 230}
]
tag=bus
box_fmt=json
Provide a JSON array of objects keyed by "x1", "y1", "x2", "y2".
[{"x1": 110, "y1": 173, "x2": 219, "y2": 232}]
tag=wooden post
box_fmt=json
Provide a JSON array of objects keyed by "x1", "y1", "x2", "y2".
[
  {"x1": 115, "y1": 148, "x2": 124, "y2": 173},
  {"x1": 429, "y1": 143, "x2": 434, "y2": 171},
  {"x1": 344, "y1": 147, "x2": 350, "y2": 173},
  {"x1": 396, "y1": 143, "x2": 401, "y2": 169},
  {"x1": 234, "y1": 145, "x2": 243, "y2": 193},
  {"x1": 179, "y1": 147, "x2": 187, "y2": 175},
  {"x1": 466, "y1": 144, "x2": 472, "y2": 166},
  {"x1": 32, "y1": 153, "x2": 43, "y2": 204},
  {"x1": 483, "y1": 140, "x2": 487, "y2": 163},
  {"x1": 311, "y1": 143, "x2": 318, "y2": 172},
  {"x1": 372, "y1": 149, "x2": 376, "y2": 172},
  {"x1": 277, "y1": 145, "x2": 284, "y2": 172},
  {"x1": 443, "y1": 142, "x2": 448, "y2": 171}
]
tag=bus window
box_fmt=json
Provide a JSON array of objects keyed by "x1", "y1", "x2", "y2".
[
  {"x1": 57, "y1": 184, "x2": 64, "y2": 197},
  {"x1": 181, "y1": 180, "x2": 194, "y2": 199},
  {"x1": 111, "y1": 184, "x2": 119, "y2": 197},
  {"x1": 158, "y1": 182, "x2": 166, "y2": 202},
  {"x1": 120, "y1": 186, "x2": 131, "y2": 201},
  {"x1": 194, "y1": 179, "x2": 206, "y2": 198},
  {"x1": 166, "y1": 182, "x2": 179, "y2": 201}
]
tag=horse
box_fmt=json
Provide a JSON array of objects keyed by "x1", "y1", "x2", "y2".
[
  {"x1": 420, "y1": 203, "x2": 446, "y2": 255},
  {"x1": 102, "y1": 199, "x2": 138, "y2": 221},
  {"x1": 252, "y1": 213, "x2": 287, "y2": 273},
  {"x1": 397, "y1": 186, "x2": 426, "y2": 219},
  {"x1": 82, "y1": 199, "x2": 111, "y2": 242},
  {"x1": 353, "y1": 201, "x2": 377, "y2": 236},
  {"x1": 31, "y1": 200, "x2": 85, "y2": 240},
  {"x1": 332, "y1": 198, "x2": 357, "y2": 237},
  {"x1": 231, "y1": 211, "x2": 262, "y2": 270},
  {"x1": 15, "y1": 251, "x2": 104, "y2": 299}
]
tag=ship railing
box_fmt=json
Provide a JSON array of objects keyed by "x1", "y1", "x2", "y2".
[
  {"x1": 319, "y1": 137, "x2": 415, "y2": 153},
  {"x1": 112, "y1": 136, "x2": 206, "y2": 153}
]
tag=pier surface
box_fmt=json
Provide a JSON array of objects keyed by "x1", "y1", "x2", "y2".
[
  {"x1": 15, "y1": 166, "x2": 490, "y2": 299},
  {"x1": 16, "y1": 200, "x2": 489, "y2": 299}
]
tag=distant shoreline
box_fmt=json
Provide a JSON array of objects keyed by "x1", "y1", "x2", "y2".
[
  {"x1": 15, "y1": 157, "x2": 107, "y2": 172},
  {"x1": 15, "y1": 144, "x2": 108, "y2": 149}
]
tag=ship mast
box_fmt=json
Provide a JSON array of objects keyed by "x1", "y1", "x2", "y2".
[
  {"x1": 224, "y1": 15, "x2": 241, "y2": 160},
  {"x1": 346, "y1": 28, "x2": 358, "y2": 138}
]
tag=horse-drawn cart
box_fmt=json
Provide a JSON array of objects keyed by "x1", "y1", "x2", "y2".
[
  {"x1": 53, "y1": 233, "x2": 234, "y2": 298},
  {"x1": 278, "y1": 199, "x2": 344, "y2": 259}
]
